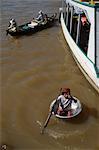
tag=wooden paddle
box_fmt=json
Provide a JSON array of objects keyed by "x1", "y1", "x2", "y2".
[
  {"x1": 41, "y1": 111, "x2": 52, "y2": 134},
  {"x1": 6, "y1": 29, "x2": 9, "y2": 35},
  {"x1": 41, "y1": 99, "x2": 58, "y2": 134},
  {"x1": 41, "y1": 89, "x2": 62, "y2": 134}
]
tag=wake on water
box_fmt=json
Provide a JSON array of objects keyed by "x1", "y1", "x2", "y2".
[{"x1": 36, "y1": 120, "x2": 87, "y2": 140}]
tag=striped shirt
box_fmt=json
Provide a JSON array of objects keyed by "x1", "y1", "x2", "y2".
[{"x1": 57, "y1": 95, "x2": 71, "y2": 109}]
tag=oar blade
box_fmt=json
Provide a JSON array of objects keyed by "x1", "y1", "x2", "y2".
[{"x1": 41, "y1": 112, "x2": 52, "y2": 134}]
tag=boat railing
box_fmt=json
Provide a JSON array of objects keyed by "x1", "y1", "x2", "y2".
[
  {"x1": 80, "y1": 0, "x2": 94, "y2": 4},
  {"x1": 75, "y1": 0, "x2": 99, "y2": 5}
]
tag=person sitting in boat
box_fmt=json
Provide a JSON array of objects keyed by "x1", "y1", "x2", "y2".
[
  {"x1": 43, "y1": 14, "x2": 48, "y2": 24},
  {"x1": 28, "y1": 20, "x2": 38, "y2": 28},
  {"x1": 8, "y1": 18, "x2": 17, "y2": 31},
  {"x1": 36, "y1": 10, "x2": 45, "y2": 23},
  {"x1": 28, "y1": 12, "x2": 48, "y2": 28},
  {"x1": 56, "y1": 88, "x2": 73, "y2": 116}
]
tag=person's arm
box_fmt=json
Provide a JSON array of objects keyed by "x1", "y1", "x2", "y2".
[
  {"x1": 58, "y1": 98, "x2": 65, "y2": 111},
  {"x1": 68, "y1": 95, "x2": 77, "y2": 103}
]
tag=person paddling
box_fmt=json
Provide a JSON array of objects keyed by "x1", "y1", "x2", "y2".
[{"x1": 41, "y1": 87, "x2": 79, "y2": 134}]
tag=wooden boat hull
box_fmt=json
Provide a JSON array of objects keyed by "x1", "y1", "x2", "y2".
[{"x1": 6, "y1": 13, "x2": 57, "y2": 36}]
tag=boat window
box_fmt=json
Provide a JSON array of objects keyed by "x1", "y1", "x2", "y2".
[
  {"x1": 71, "y1": 14, "x2": 78, "y2": 41},
  {"x1": 65, "y1": 4, "x2": 69, "y2": 26},
  {"x1": 64, "y1": 3, "x2": 67, "y2": 22},
  {"x1": 67, "y1": 8, "x2": 71, "y2": 31},
  {"x1": 62, "y1": 0, "x2": 67, "y2": 19},
  {"x1": 79, "y1": 14, "x2": 90, "y2": 55}
]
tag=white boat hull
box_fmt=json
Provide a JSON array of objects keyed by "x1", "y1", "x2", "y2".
[{"x1": 60, "y1": 11, "x2": 99, "y2": 93}]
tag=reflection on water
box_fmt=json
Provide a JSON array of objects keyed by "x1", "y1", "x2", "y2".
[{"x1": 0, "y1": 0, "x2": 99, "y2": 149}]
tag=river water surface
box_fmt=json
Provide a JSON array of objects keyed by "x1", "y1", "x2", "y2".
[{"x1": 0, "y1": 0, "x2": 99, "y2": 150}]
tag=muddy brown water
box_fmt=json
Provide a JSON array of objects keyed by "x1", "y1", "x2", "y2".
[{"x1": 0, "y1": 0, "x2": 99, "y2": 149}]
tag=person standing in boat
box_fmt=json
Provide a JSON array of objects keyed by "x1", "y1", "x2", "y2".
[
  {"x1": 56, "y1": 88, "x2": 73, "y2": 116},
  {"x1": 79, "y1": 14, "x2": 90, "y2": 54}
]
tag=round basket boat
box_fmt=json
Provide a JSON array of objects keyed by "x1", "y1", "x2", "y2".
[{"x1": 50, "y1": 97, "x2": 82, "y2": 119}]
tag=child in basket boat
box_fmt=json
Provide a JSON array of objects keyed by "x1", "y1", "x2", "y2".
[{"x1": 56, "y1": 88, "x2": 75, "y2": 116}]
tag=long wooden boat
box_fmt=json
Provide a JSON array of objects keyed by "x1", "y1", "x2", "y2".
[
  {"x1": 59, "y1": 0, "x2": 99, "y2": 93},
  {"x1": 6, "y1": 13, "x2": 57, "y2": 36}
]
